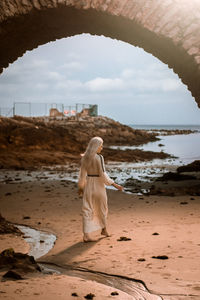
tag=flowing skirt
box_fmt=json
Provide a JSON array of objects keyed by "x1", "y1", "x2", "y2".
[{"x1": 82, "y1": 177, "x2": 108, "y2": 234}]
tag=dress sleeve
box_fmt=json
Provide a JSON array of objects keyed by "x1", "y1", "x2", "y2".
[
  {"x1": 78, "y1": 163, "x2": 87, "y2": 190},
  {"x1": 97, "y1": 154, "x2": 114, "y2": 186}
]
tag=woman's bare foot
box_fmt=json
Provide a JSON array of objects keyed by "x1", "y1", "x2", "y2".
[
  {"x1": 83, "y1": 234, "x2": 98, "y2": 242},
  {"x1": 101, "y1": 228, "x2": 110, "y2": 237}
]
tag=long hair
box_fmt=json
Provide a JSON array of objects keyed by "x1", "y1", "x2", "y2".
[{"x1": 81, "y1": 136, "x2": 103, "y2": 169}]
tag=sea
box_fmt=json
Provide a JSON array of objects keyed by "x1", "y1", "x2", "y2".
[
  {"x1": 106, "y1": 124, "x2": 200, "y2": 189},
  {"x1": 129, "y1": 124, "x2": 200, "y2": 164}
]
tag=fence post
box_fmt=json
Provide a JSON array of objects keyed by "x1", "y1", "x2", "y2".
[
  {"x1": 13, "y1": 102, "x2": 15, "y2": 116},
  {"x1": 76, "y1": 103, "x2": 78, "y2": 121},
  {"x1": 62, "y1": 104, "x2": 64, "y2": 120}
]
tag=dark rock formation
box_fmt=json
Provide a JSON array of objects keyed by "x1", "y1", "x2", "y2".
[
  {"x1": 103, "y1": 147, "x2": 171, "y2": 163},
  {"x1": 177, "y1": 160, "x2": 200, "y2": 173},
  {"x1": 0, "y1": 115, "x2": 165, "y2": 169},
  {"x1": 0, "y1": 248, "x2": 41, "y2": 280},
  {"x1": 2, "y1": 270, "x2": 23, "y2": 280},
  {"x1": 148, "y1": 182, "x2": 200, "y2": 196},
  {"x1": 156, "y1": 172, "x2": 196, "y2": 181},
  {"x1": 0, "y1": 213, "x2": 21, "y2": 235}
]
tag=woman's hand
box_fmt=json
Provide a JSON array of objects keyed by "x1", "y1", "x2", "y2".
[
  {"x1": 112, "y1": 182, "x2": 124, "y2": 191},
  {"x1": 78, "y1": 188, "x2": 83, "y2": 196},
  {"x1": 118, "y1": 185, "x2": 124, "y2": 191},
  {"x1": 116, "y1": 184, "x2": 124, "y2": 191}
]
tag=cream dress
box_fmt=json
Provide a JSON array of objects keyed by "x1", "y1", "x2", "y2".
[{"x1": 78, "y1": 154, "x2": 114, "y2": 234}]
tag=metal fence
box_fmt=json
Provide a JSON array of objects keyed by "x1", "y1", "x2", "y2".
[
  {"x1": 0, "y1": 102, "x2": 98, "y2": 118},
  {"x1": 0, "y1": 107, "x2": 14, "y2": 117}
]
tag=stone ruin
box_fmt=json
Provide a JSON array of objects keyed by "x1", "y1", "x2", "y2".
[{"x1": 49, "y1": 108, "x2": 64, "y2": 117}]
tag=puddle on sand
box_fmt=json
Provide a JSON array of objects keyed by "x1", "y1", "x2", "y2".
[{"x1": 17, "y1": 225, "x2": 56, "y2": 260}]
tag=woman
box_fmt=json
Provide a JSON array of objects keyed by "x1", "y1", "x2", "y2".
[{"x1": 78, "y1": 136, "x2": 123, "y2": 242}]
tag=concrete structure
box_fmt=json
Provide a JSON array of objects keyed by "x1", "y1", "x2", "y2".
[
  {"x1": 0, "y1": 0, "x2": 200, "y2": 107},
  {"x1": 49, "y1": 108, "x2": 64, "y2": 117}
]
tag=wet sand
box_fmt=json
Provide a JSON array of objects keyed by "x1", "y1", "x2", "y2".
[{"x1": 0, "y1": 175, "x2": 200, "y2": 299}]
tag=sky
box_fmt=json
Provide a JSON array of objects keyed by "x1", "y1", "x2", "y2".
[{"x1": 0, "y1": 33, "x2": 200, "y2": 125}]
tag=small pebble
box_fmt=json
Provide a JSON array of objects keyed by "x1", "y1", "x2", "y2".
[
  {"x1": 117, "y1": 236, "x2": 131, "y2": 241},
  {"x1": 137, "y1": 258, "x2": 146, "y2": 262},
  {"x1": 84, "y1": 293, "x2": 95, "y2": 299},
  {"x1": 152, "y1": 255, "x2": 168, "y2": 260},
  {"x1": 111, "y1": 291, "x2": 119, "y2": 296},
  {"x1": 5, "y1": 193, "x2": 12, "y2": 196}
]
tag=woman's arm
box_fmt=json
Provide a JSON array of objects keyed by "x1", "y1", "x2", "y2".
[
  {"x1": 112, "y1": 182, "x2": 124, "y2": 191},
  {"x1": 97, "y1": 155, "x2": 123, "y2": 190},
  {"x1": 78, "y1": 163, "x2": 87, "y2": 196},
  {"x1": 97, "y1": 154, "x2": 114, "y2": 185}
]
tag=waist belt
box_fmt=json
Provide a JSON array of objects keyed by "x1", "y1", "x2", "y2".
[{"x1": 87, "y1": 174, "x2": 99, "y2": 177}]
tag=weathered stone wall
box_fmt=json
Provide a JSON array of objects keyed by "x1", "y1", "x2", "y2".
[{"x1": 0, "y1": 0, "x2": 200, "y2": 107}]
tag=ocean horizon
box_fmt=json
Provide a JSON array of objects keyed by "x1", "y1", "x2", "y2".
[{"x1": 129, "y1": 124, "x2": 200, "y2": 131}]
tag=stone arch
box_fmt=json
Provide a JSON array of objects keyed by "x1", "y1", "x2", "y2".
[{"x1": 0, "y1": 0, "x2": 200, "y2": 107}]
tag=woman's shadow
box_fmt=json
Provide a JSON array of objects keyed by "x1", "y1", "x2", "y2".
[{"x1": 45, "y1": 237, "x2": 105, "y2": 266}]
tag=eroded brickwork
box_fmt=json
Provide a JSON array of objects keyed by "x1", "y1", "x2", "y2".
[{"x1": 0, "y1": 0, "x2": 200, "y2": 106}]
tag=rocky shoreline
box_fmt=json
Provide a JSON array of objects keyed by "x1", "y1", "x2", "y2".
[
  {"x1": 0, "y1": 115, "x2": 168, "y2": 170},
  {"x1": 1, "y1": 115, "x2": 196, "y2": 170},
  {"x1": 123, "y1": 160, "x2": 200, "y2": 196},
  {"x1": 145, "y1": 128, "x2": 198, "y2": 136},
  {"x1": 0, "y1": 115, "x2": 199, "y2": 197}
]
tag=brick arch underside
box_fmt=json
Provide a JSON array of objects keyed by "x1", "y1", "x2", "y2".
[{"x1": 0, "y1": 5, "x2": 200, "y2": 107}]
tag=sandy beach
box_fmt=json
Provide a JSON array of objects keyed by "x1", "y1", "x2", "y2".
[{"x1": 0, "y1": 174, "x2": 200, "y2": 299}]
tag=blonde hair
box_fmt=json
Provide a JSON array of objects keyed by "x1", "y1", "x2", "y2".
[{"x1": 81, "y1": 136, "x2": 103, "y2": 169}]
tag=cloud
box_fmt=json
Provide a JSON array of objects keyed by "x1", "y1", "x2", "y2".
[
  {"x1": 35, "y1": 83, "x2": 49, "y2": 90},
  {"x1": 65, "y1": 52, "x2": 81, "y2": 61},
  {"x1": 28, "y1": 59, "x2": 50, "y2": 68},
  {"x1": 82, "y1": 70, "x2": 182, "y2": 94},
  {"x1": 162, "y1": 78, "x2": 182, "y2": 91},
  {"x1": 121, "y1": 69, "x2": 136, "y2": 79},
  {"x1": 60, "y1": 61, "x2": 85, "y2": 71},
  {"x1": 46, "y1": 71, "x2": 63, "y2": 81},
  {"x1": 55, "y1": 79, "x2": 83, "y2": 91},
  {"x1": 120, "y1": 67, "x2": 182, "y2": 93},
  {"x1": 85, "y1": 77, "x2": 124, "y2": 92}
]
